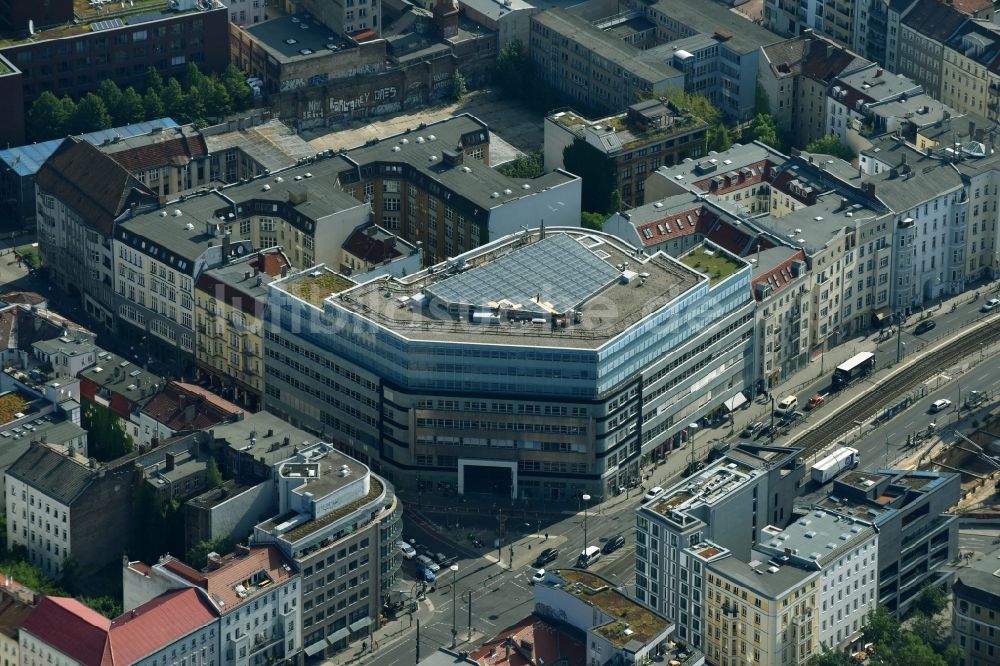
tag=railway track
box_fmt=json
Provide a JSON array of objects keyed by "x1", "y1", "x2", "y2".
[{"x1": 790, "y1": 317, "x2": 1000, "y2": 457}]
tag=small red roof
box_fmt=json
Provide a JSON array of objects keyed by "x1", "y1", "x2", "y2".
[
  {"x1": 21, "y1": 597, "x2": 112, "y2": 666},
  {"x1": 469, "y1": 614, "x2": 586, "y2": 666},
  {"x1": 109, "y1": 589, "x2": 216, "y2": 665}
]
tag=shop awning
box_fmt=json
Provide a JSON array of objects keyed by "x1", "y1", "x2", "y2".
[
  {"x1": 330, "y1": 628, "x2": 350, "y2": 642},
  {"x1": 723, "y1": 392, "x2": 747, "y2": 412},
  {"x1": 349, "y1": 617, "x2": 373, "y2": 632},
  {"x1": 304, "y1": 640, "x2": 327, "y2": 657}
]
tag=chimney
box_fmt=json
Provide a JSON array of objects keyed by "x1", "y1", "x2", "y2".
[
  {"x1": 235, "y1": 543, "x2": 251, "y2": 557},
  {"x1": 88, "y1": 457, "x2": 98, "y2": 469},
  {"x1": 969, "y1": 121, "x2": 976, "y2": 139},
  {"x1": 442, "y1": 148, "x2": 464, "y2": 167},
  {"x1": 165, "y1": 452, "x2": 176, "y2": 471},
  {"x1": 280, "y1": 265, "x2": 289, "y2": 278},
  {"x1": 864, "y1": 182, "x2": 876, "y2": 197},
  {"x1": 206, "y1": 552, "x2": 223, "y2": 570},
  {"x1": 222, "y1": 232, "x2": 231, "y2": 259}
]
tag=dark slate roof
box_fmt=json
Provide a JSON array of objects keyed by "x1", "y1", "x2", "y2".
[
  {"x1": 901, "y1": 0, "x2": 967, "y2": 42},
  {"x1": 342, "y1": 226, "x2": 405, "y2": 263},
  {"x1": 102, "y1": 126, "x2": 209, "y2": 173},
  {"x1": 6, "y1": 443, "x2": 96, "y2": 505},
  {"x1": 34, "y1": 139, "x2": 158, "y2": 235}
]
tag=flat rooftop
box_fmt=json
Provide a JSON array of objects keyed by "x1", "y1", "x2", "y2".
[
  {"x1": 213, "y1": 411, "x2": 319, "y2": 468},
  {"x1": 278, "y1": 267, "x2": 355, "y2": 308},
  {"x1": 679, "y1": 244, "x2": 744, "y2": 285},
  {"x1": 749, "y1": 193, "x2": 882, "y2": 256},
  {"x1": 646, "y1": 0, "x2": 784, "y2": 53},
  {"x1": 0, "y1": 0, "x2": 223, "y2": 47},
  {"x1": 244, "y1": 14, "x2": 352, "y2": 63},
  {"x1": 836, "y1": 68, "x2": 920, "y2": 103},
  {"x1": 79, "y1": 349, "x2": 161, "y2": 400},
  {"x1": 708, "y1": 554, "x2": 818, "y2": 598},
  {"x1": 549, "y1": 106, "x2": 708, "y2": 153},
  {"x1": 646, "y1": 457, "x2": 758, "y2": 518},
  {"x1": 554, "y1": 570, "x2": 671, "y2": 648},
  {"x1": 264, "y1": 475, "x2": 385, "y2": 543},
  {"x1": 306, "y1": 229, "x2": 703, "y2": 349},
  {"x1": 757, "y1": 508, "x2": 875, "y2": 568}
]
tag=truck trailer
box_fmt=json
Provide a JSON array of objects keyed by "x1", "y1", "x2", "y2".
[{"x1": 811, "y1": 447, "x2": 860, "y2": 484}]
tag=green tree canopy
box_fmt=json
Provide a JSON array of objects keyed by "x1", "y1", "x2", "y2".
[
  {"x1": 912, "y1": 585, "x2": 948, "y2": 617},
  {"x1": 82, "y1": 403, "x2": 133, "y2": 461},
  {"x1": 160, "y1": 78, "x2": 187, "y2": 121},
  {"x1": 495, "y1": 39, "x2": 532, "y2": 95},
  {"x1": 221, "y1": 64, "x2": 253, "y2": 111},
  {"x1": 69, "y1": 93, "x2": 112, "y2": 136},
  {"x1": 96, "y1": 80, "x2": 123, "y2": 116},
  {"x1": 496, "y1": 151, "x2": 544, "y2": 179},
  {"x1": 805, "y1": 134, "x2": 856, "y2": 161},
  {"x1": 143, "y1": 88, "x2": 166, "y2": 120},
  {"x1": 863, "y1": 606, "x2": 900, "y2": 649},
  {"x1": 206, "y1": 457, "x2": 223, "y2": 489},
  {"x1": 187, "y1": 536, "x2": 236, "y2": 570},
  {"x1": 145, "y1": 66, "x2": 164, "y2": 95},
  {"x1": 563, "y1": 138, "x2": 618, "y2": 214},
  {"x1": 116, "y1": 87, "x2": 147, "y2": 127},
  {"x1": 804, "y1": 648, "x2": 853, "y2": 666},
  {"x1": 451, "y1": 71, "x2": 467, "y2": 102},
  {"x1": 202, "y1": 79, "x2": 233, "y2": 119},
  {"x1": 581, "y1": 211, "x2": 607, "y2": 230},
  {"x1": 749, "y1": 113, "x2": 782, "y2": 151},
  {"x1": 26, "y1": 91, "x2": 71, "y2": 142}
]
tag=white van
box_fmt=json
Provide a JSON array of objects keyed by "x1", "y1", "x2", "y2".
[
  {"x1": 775, "y1": 395, "x2": 798, "y2": 416},
  {"x1": 577, "y1": 546, "x2": 601, "y2": 568}
]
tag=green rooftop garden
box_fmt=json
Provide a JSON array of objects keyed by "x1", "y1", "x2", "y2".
[
  {"x1": 680, "y1": 247, "x2": 743, "y2": 285},
  {"x1": 558, "y1": 569, "x2": 669, "y2": 647},
  {"x1": 283, "y1": 477, "x2": 384, "y2": 542},
  {"x1": 284, "y1": 271, "x2": 354, "y2": 307}
]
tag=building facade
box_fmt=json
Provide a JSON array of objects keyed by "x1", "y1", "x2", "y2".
[
  {"x1": 265, "y1": 229, "x2": 755, "y2": 499},
  {"x1": 951, "y1": 544, "x2": 1000, "y2": 666}
]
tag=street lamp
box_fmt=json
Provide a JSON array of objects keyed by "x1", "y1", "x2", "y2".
[
  {"x1": 582, "y1": 494, "x2": 591, "y2": 552},
  {"x1": 450, "y1": 564, "x2": 459, "y2": 648}
]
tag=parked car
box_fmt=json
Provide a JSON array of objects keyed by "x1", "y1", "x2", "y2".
[
  {"x1": 914, "y1": 320, "x2": 936, "y2": 334},
  {"x1": 644, "y1": 486, "x2": 664, "y2": 501},
  {"x1": 806, "y1": 394, "x2": 826, "y2": 410},
  {"x1": 417, "y1": 565, "x2": 436, "y2": 583},
  {"x1": 741, "y1": 421, "x2": 764, "y2": 438},
  {"x1": 398, "y1": 541, "x2": 417, "y2": 560},
  {"x1": 981, "y1": 298, "x2": 1000, "y2": 313},
  {"x1": 760, "y1": 424, "x2": 780, "y2": 439},
  {"x1": 433, "y1": 552, "x2": 449, "y2": 564},
  {"x1": 602, "y1": 534, "x2": 626, "y2": 554},
  {"x1": 965, "y1": 390, "x2": 986, "y2": 408},
  {"x1": 535, "y1": 548, "x2": 559, "y2": 566},
  {"x1": 930, "y1": 398, "x2": 952, "y2": 413},
  {"x1": 530, "y1": 569, "x2": 546, "y2": 585},
  {"x1": 415, "y1": 555, "x2": 439, "y2": 572}
]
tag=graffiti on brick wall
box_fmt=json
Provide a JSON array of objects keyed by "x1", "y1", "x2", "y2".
[
  {"x1": 330, "y1": 62, "x2": 384, "y2": 80},
  {"x1": 281, "y1": 78, "x2": 307, "y2": 92},
  {"x1": 328, "y1": 87, "x2": 398, "y2": 114}
]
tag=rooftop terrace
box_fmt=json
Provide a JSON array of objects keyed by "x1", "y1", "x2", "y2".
[
  {"x1": 646, "y1": 458, "x2": 758, "y2": 519},
  {"x1": 679, "y1": 245, "x2": 744, "y2": 285},
  {"x1": 309, "y1": 229, "x2": 703, "y2": 349},
  {"x1": 556, "y1": 569, "x2": 670, "y2": 648},
  {"x1": 550, "y1": 103, "x2": 708, "y2": 153},
  {"x1": 279, "y1": 268, "x2": 355, "y2": 307}
]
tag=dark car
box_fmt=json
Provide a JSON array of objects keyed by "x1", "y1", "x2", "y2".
[
  {"x1": 602, "y1": 535, "x2": 626, "y2": 554},
  {"x1": 914, "y1": 320, "x2": 936, "y2": 335},
  {"x1": 535, "y1": 547, "x2": 559, "y2": 566},
  {"x1": 742, "y1": 421, "x2": 763, "y2": 438},
  {"x1": 760, "y1": 424, "x2": 780, "y2": 439}
]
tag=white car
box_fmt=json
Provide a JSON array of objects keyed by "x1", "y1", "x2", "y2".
[
  {"x1": 530, "y1": 569, "x2": 546, "y2": 585},
  {"x1": 982, "y1": 298, "x2": 1000, "y2": 313},
  {"x1": 398, "y1": 541, "x2": 417, "y2": 560},
  {"x1": 930, "y1": 399, "x2": 952, "y2": 413},
  {"x1": 644, "y1": 486, "x2": 664, "y2": 502}
]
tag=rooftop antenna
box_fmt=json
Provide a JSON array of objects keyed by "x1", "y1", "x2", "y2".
[{"x1": 539, "y1": 219, "x2": 546, "y2": 240}]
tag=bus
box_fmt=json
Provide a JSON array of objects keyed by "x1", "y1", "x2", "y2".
[{"x1": 832, "y1": 352, "x2": 876, "y2": 389}]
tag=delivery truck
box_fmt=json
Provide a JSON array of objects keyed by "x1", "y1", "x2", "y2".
[{"x1": 811, "y1": 447, "x2": 860, "y2": 484}]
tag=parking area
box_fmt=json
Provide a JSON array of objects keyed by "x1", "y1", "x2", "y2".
[{"x1": 304, "y1": 89, "x2": 545, "y2": 156}]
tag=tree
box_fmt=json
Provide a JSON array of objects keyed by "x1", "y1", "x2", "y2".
[
  {"x1": 863, "y1": 606, "x2": 900, "y2": 650},
  {"x1": 563, "y1": 138, "x2": 618, "y2": 214},
  {"x1": 707, "y1": 123, "x2": 732, "y2": 152},
  {"x1": 755, "y1": 81, "x2": 771, "y2": 117},
  {"x1": 143, "y1": 88, "x2": 166, "y2": 120},
  {"x1": 82, "y1": 403, "x2": 133, "y2": 461},
  {"x1": 221, "y1": 64, "x2": 252, "y2": 111},
  {"x1": 80, "y1": 596, "x2": 122, "y2": 619},
  {"x1": 909, "y1": 613, "x2": 946, "y2": 649},
  {"x1": 70, "y1": 93, "x2": 112, "y2": 134},
  {"x1": 805, "y1": 648, "x2": 853, "y2": 666},
  {"x1": 182, "y1": 62, "x2": 209, "y2": 91},
  {"x1": 116, "y1": 87, "x2": 146, "y2": 126},
  {"x1": 203, "y1": 79, "x2": 233, "y2": 119},
  {"x1": 912, "y1": 584, "x2": 948, "y2": 617},
  {"x1": 450, "y1": 71, "x2": 467, "y2": 102},
  {"x1": 96, "y1": 80, "x2": 123, "y2": 116},
  {"x1": 581, "y1": 212, "x2": 607, "y2": 230},
  {"x1": 145, "y1": 66, "x2": 164, "y2": 95},
  {"x1": 749, "y1": 113, "x2": 782, "y2": 151},
  {"x1": 160, "y1": 78, "x2": 187, "y2": 121},
  {"x1": 26, "y1": 91, "x2": 71, "y2": 142},
  {"x1": 496, "y1": 151, "x2": 544, "y2": 178},
  {"x1": 206, "y1": 457, "x2": 223, "y2": 489},
  {"x1": 185, "y1": 85, "x2": 207, "y2": 124},
  {"x1": 805, "y1": 134, "x2": 856, "y2": 161},
  {"x1": 495, "y1": 39, "x2": 532, "y2": 95},
  {"x1": 187, "y1": 536, "x2": 236, "y2": 570}
]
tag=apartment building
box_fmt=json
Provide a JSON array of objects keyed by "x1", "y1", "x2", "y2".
[
  {"x1": 646, "y1": 143, "x2": 893, "y2": 351},
  {"x1": 528, "y1": 9, "x2": 684, "y2": 117},
  {"x1": 755, "y1": 508, "x2": 878, "y2": 650},
  {"x1": 858, "y1": 135, "x2": 967, "y2": 308},
  {"x1": 252, "y1": 444, "x2": 402, "y2": 658},
  {"x1": 299, "y1": 0, "x2": 383, "y2": 39},
  {"x1": 195, "y1": 249, "x2": 292, "y2": 411},
  {"x1": 828, "y1": 65, "x2": 923, "y2": 144},
  {"x1": 20, "y1": 591, "x2": 218, "y2": 666},
  {"x1": 544, "y1": 100, "x2": 709, "y2": 207},
  {"x1": 114, "y1": 207, "x2": 255, "y2": 374},
  {"x1": 0, "y1": 0, "x2": 229, "y2": 147},
  {"x1": 952, "y1": 543, "x2": 1000, "y2": 666},
  {"x1": 895, "y1": 0, "x2": 966, "y2": 101},
  {"x1": 265, "y1": 229, "x2": 754, "y2": 499},
  {"x1": 634, "y1": 444, "x2": 805, "y2": 647},
  {"x1": 124, "y1": 545, "x2": 302, "y2": 666},
  {"x1": 705, "y1": 554, "x2": 820, "y2": 666},
  {"x1": 35, "y1": 139, "x2": 158, "y2": 332},
  {"x1": 814, "y1": 469, "x2": 959, "y2": 615},
  {"x1": 764, "y1": 0, "x2": 857, "y2": 49},
  {"x1": 629, "y1": 0, "x2": 783, "y2": 121},
  {"x1": 942, "y1": 20, "x2": 1000, "y2": 122},
  {"x1": 759, "y1": 33, "x2": 872, "y2": 149}
]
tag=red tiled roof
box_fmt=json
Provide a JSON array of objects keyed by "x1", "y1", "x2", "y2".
[
  {"x1": 140, "y1": 381, "x2": 240, "y2": 432},
  {"x1": 752, "y1": 249, "x2": 807, "y2": 301},
  {"x1": 0, "y1": 291, "x2": 46, "y2": 307},
  {"x1": 107, "y1": 134, "x2": 209, "y2": 174},
  {"x1": 0, "y1": 595, "x2": 35, "y2": 640},
  {"x1": 469, "y1": 614, "x2": 586, "y2": 666},
  {"x1": 108, "y1": 589, "x2": 216, "y2": 665},
  {"x1": 692, "y1": 159, "x2": 774, "y2": 195},
  {"x1": 161, "y1": 546, "x2": 296, "y2": 613},
  {"x1": 126, "y1": 561, "x2": 153, "y2": 577},
  {"x1": 34, "y1": 139, "x2": 157, "y2": 236},
  {"x1": 770, "y1": 170, "x2": 820, "y2": 206},
  {"x1": 255, "y1": 252, "x2": 289, "y2": 277},
  {"x1": 635, "y1": 206, "x2": 716, "y2": 247},
  {"x1": 21, "y1": 597, "x2": 112, "y2": 666},
  {"x1": 704, "y1": 219, "x2": 775, "y2": 256}
]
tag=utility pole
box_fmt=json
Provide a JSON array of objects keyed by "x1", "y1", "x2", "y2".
[
  {"x1": 896, "y1": 313, "x2": 903, "y2": 363},
  {"x1": 468, "y1": 589, "x2": 473, "y2": 640},
  {"x1": 415, "y1": 619, "x2": 420, "y2": 665},
  {"x1": 497, "y1": 508, "x2": 503, "y2": 565}
]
